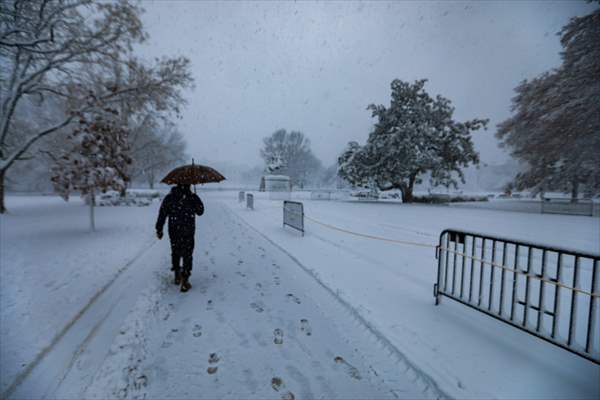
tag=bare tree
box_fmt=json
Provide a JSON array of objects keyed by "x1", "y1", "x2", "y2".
[
  {"x1": 50, "y1": 101, "x2": 131, "y2": 231},
  {"x1": 129, "y1": 120, "x2": 187, "y2": 188},
  {"x1": 0, "y1": 0, "x2": 193, "y2": 212},
  {"x1": 260, "y1": 129, "x2": 323, "y2": 188}
]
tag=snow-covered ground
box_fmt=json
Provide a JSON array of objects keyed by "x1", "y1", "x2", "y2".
[
  {"x1": 1, "y1": 192, "x2": 598, "y2": 399},
  {"x1": 216, "y1": 191, "x2": 599, "y2": 399},
  {"x1": 0, "y1": 195, "x2": 157, "y2": 397}
]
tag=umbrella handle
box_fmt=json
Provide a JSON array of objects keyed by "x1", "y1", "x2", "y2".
[{"x1": 192, "y1": 158, "x2": 196, "y2": 193}]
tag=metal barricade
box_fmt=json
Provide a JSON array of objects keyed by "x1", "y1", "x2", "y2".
[
  {"x1": 246, "y1": 193, "x2": 254, "y2": 210},
  {"x1": 238, "y1": 191, "x2": 245, "y2": 203},
  {"x1": 434, "y1": 229, "x2": 599, "y2": 364},
  {"x1": 283, "y1": 201, "x2": 304, "y2": 235}
]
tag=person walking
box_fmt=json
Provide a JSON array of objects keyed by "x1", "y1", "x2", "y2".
[{"x1": 156, "y1": 184, "x2": 204, "y2": 292}]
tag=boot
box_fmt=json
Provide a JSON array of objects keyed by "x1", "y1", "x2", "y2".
[
  {"x1": 180, "y1": 278, "x2": 192, "y2": 293},
  {"x1": 180, "y1": 276, "x2": 192, "y2": 293}
]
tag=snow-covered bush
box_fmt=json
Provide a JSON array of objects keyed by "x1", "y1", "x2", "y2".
[
  {"x1": 349, "y1": 189, "x2": 379, "y2": 201},
  {"x1": 97, "y1": 191, "x2": 153, "y2": 207}
]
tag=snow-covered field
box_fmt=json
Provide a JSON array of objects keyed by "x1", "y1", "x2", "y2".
[
  {"x1": 1, "y1": 192, "x2": 598, "y2": 399},
  {"x1": 0, "y1": 196, "x2": 158, "y2": 397}
]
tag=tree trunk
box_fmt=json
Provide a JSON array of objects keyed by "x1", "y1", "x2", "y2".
[
  {"x1": 571, "y1": 180, "x2": 579, "y2": 203},
  {"x1": 148, "y1": 170, "x2": 155, "y2": 189},
  {"x1": 0, "y1": 168, "x2": 5, "y2": 213},
  {"x1": 89, "y1": 189, "x2": 96, "y2": 232},
  {"x1": 402, "y1": 174, "x2": 418, "y2": 203}
]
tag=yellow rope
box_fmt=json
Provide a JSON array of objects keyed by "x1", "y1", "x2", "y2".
[
  {"x1": 287, "y1": 207, "x2": 598, "y2": 298},
  {"x1": 303, "y1": 214, "x2": 437, "y2": 249},
  {"x1": 439, "y1": 247, "x2": 599, "y2": 298}
]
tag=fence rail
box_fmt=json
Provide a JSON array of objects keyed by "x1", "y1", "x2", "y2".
[{"x1": 434, "y1": 229, "x2": 599, "y2": 364}]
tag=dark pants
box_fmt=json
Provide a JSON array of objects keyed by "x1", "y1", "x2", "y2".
[{"x1": 170, "y1": 235, "x2": 194, "y2": 278}]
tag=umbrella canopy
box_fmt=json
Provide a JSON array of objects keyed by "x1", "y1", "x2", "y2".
[{"x1": 161, "y1": 164, "x2": 226, "y2": 185}]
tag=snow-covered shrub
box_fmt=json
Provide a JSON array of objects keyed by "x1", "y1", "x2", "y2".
[
  {"x1": 97, "y1": 191, "x2": 153, "y2": 207},
  {"x1": 349, "y1": 189, "x2": 379, "y2": 201}
]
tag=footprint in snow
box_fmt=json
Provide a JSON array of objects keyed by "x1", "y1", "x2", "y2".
[
  {"x1": 300, "y1": 319, "x2": 312, "y2": 336},
  {"x1": 281, "y1": 392, "x2": 295, "y2": 400},
  {"x1": 207, "y1": 352, "x2": 220, "y2": 374},
  {"x1": 334, "y1": 356, "x2": 361, "y2": 380},
  {"x1": 286, "y1": 293, "x2": 301, "y2": 304},
  {"x1": 273, "y1": 329, "x2": 284, "y2": 345},
  {"x1": 250, "y1": 302, "x2": 264, "y2": 313},
  {"x1": 271, "y1": 377, "x2": 283, "y2": 391},
  {"x1": 207, "y1": 300, "x2": 214, "y2": 311},
  {"x1": 236, "y1": 271, "x2": 246, "y2": 277},
  {"x1": 134, "y1": 375, "x2": 147, "y2": 390},
  {"x1": 271, "y1": 377, "x2": 295, "y2": 400},
  {"x1": 209, "y1": 352, "x2": 220, "y2": 363},
  {"x1": 192, "y1": 324, "x2": 202, "y2": 337},
  {"x1": 255, "y1": 283, "x2": 265, "y2": 297}
]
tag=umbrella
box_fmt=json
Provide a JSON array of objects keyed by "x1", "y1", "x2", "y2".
[{"x1": 161, "y1": 162, "x2": 226, "y2": 185}]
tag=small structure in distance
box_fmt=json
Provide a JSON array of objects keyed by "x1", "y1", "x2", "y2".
[{"x1": 264, "y1": 175, "x2": 291, "y2": 200}]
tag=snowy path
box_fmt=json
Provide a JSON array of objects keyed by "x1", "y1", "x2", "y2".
[{"x1": 70, "y1": 201, "x2": 438, "y2": 399}]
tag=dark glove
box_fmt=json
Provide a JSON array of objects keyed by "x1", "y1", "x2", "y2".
[{"x1": 156, "y1": 230, "x2": 163, "y2": 240}]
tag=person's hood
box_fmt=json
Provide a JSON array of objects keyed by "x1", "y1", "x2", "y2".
[{"x1": 170, "y1": 185, "x2": 188, "y2": 199}]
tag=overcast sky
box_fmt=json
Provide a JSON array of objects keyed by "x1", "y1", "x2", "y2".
[{"x1": 136, "y1": 0, "x2": 594, "y2": 168}]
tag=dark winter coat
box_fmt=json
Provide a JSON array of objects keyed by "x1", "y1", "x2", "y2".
[{"x1": 155, "y1": 186, "x2": 204, "y2": 244}]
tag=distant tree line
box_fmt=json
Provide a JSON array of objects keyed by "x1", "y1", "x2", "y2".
[{"x1": 0, "y1": 0, "x2": 193, "y2": 214}]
